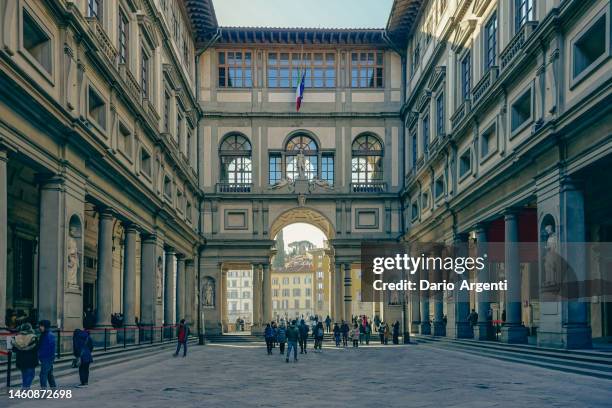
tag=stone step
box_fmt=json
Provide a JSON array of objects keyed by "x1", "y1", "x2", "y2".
[
  {"x1": 414, "y1": 336, "x2": 612, "y2": 380},
  {"x1": 1, "y1": 337, "x2": 198, "y2": 388}
]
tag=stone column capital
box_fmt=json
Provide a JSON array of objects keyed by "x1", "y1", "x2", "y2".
[
  {"x1": 503, "y1": 208, "x2": 521, "y2": 220},
  {"x1": 165, "y1": 246, "x2": 176, "y2": 255},
  {"x1": 97, "y1": 206, "x2": 115, "y2": 220},
  {"x1": 473, "y1": 222, "x2": 488, "y2": 234},
  {"x1": 123, "y1": 222, "x2": 140, "y2": 234},
  {"x1": 176, "y1": 253, "x2": 186, "y2": 260}
]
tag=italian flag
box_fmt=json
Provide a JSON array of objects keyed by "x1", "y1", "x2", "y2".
[{"x1": 296, "y1": 70, "x2": 305, "y2": 111}]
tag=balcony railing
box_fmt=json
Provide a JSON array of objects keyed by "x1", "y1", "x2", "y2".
[
  {"x1": 472, "y1": 66, "x2": 498, "y2": 105},
  {"x1": 351, "y1": 181, "x2": 386, "y2": 193},
  {"x1": 500, "y1": 21, "x2": 538, "y2": 72},
  {"x1": 216, "y1": 182, "x2": 252, "y2": 193},
  {"x1": 450, "y1": 98, "x2": 471, "y2": 131},
  {"x1": 86, "y1": 17, "x2": 117, "y2": 66}
]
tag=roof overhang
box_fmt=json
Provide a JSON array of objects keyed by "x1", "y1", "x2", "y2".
[
  {"x1": 185, "y1": 0, "x2": 219, "y2": 44},
  {"x1": 215, "y1": 27, "x2": 387, "y2": 46},
  {"x1": 386, "y1": 0, "x2": 424, "y2": 49}
]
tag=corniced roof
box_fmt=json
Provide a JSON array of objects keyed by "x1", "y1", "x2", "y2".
[
  {"x1": 216, "y1": 27, "x2": 387, "y2": 46},
  {"x1": 386, "y1": 0, "x2": 424, "y2": 48},
  {"x1": 184, "y1": 0, "x2": 218, "y2": 43}
]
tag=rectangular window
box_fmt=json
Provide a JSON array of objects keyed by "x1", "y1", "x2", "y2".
[
  {"x1": 163, "y1": 176, "x2": 172, "y2": 198},
  {"x1": 480, "y1": 124, "x2": 497, "y2": 159},
  {"x1": 269, "y1": 154, "x2": 282, "y2": 185},
  {"x1": 573, "y1": 14, "x2": 607, "y2": 79},
  {"x1": 118, "y1": 9, "x2": 129, "y2": 65},
  {"x1": 141, "y1": 49, "x2": 149, "y2": 98},
  {"x1": 186, "y1": 201, "x2": 192, "y2": 222},
  {"x1": 484, "y1": 12, "x2": 497, "y2": 70},
  {"x1": 87, "y1": 0, "x2": 102, "y2": 20},
  {"x1": 459, "y1": 150, "x2": 471, "y2": 179},
  {"x1": 22, "y1": 10, "x2": 52, "y2": 74},
  {"x1": 163, "y1": 91, "x2": 170, "y2": 132},
  {"x1": 411, "y1": 129, "x2": 417, "y2": 170},
  {"x1": 118, "y1": 122, "x2": 132, "y2": 157},
  {"x1": 294, "y1": 299, "x2": 299, "y2": 309},
  {"x1": 422, "y1": 111, "x2": 430, "y2": 156},
  {"x1": 267, "y1": 52, "x2": 335, "y2": 88},
  {"x1": 436, "y1": 93, "x2": 445, "y2": 137},
  {"x1": 461, "y1": 52, "x2": 471, "y2": 101},
  {"x1": 350, "y1": 51, "x2": 384, "y2": 88},
  {"x1": 218, "y1": 51, "x2": 252, "y2": 88},
  {"x1": 176, "y1": 110, "x2": 182, "y2": 144},
  {"x1": 140, "y1": 148, "x2": 152, "y2": 177},
  {"x1": 411, "y1": 44, "x2": 420, "y2": 77},
  {"x1": 515, "y1": 0, "x2": 534, "y2": 32},
  {"x1": 511, "y1": 88, "x2": 532, "y2": 132},
  {"x1": 88, "y1": 87, "x2": 106, "y2": 129},
  {"x1": 321, "y1": 155, "x2": 334, "y2": 185},
  {"x1": 187, "y1": 130, "x2": 193, "y2": 164},
  {"x1": 305, "y1": 288, "x2": 312, "y2": 296},
  {"x1": 293, "y1": 288, "x2": 300, "y2": 296}
]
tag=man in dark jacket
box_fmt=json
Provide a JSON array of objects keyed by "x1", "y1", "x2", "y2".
[
  {"x1": 12, "y1": 323, "x2": 39, "y2": 388},
  {"x1": 341, "y1": 320, "x2": 350, "y2": 347},
  {"x1": 38, "y1": 320, "x2": 57, "y2": 388},
  {"x1": 298, "y1": 319, "x2": 309, "y2": 354},
  {"x1": 286, "y1": 320, "x2": 300, "y2": 363},
  {"x1": 174, "y1": 319, "x2": 189, "y2": 357},
  {"x1": 74, "y1": 329, "x2": 93, "y2": 387}
]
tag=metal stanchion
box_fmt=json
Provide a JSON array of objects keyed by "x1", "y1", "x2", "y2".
[
  {"x1": 123, "y1": 326, "x2": 127, "y2": 348},
  {"x1": 104, "y1": 328, "x2": 108, "y2": 352}
]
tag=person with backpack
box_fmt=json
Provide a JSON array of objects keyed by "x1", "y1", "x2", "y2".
[
  {"x1": 351, "y1": 324, "x2": 360, "y2": 348},
  {"x1": 73, "y1": 328, "x2": 93, "y2": 387},
  {"x1": 313, "y1": 322, "x2": 324, "y2": 351},
  {"x1": 392, "y1": 321, "x2": 400, "y2": 344},
  {"x1": 264, "y1": 323, "x2": 275, "y2": 355},
  {"x1": 286, "y1": 320, "x2": 300, "y2": 363},
  {"x1": 332, "y1": 323, "x2": 341, "y2": 347},
  {"x1": 173, "y1": 319, "x2": 189, "y2": 357},
  {"x1": 11, "y1": 323, "x2": 38, "y2": 389},
  {"x1": 341, "y1": 320, "x2": 350, "y2": 347},
  {"x1": 298, "y1": 319, "x2": 309, "y2": 354},
  {"x1": 276, "y1": 322, "x2": 287, "y2": 355},
  {"x1": 38, "y1": 320, "x2": 57, "y2": 388}
]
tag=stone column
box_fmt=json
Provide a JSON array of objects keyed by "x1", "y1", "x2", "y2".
[
  {"x1": 184, "y1": 259, "x2": 195, "y2": 324},
  {"x1": 96, "y1": 208, "x2": 114, "y2": 326},
  {"x1": 335, "y1": 263, "x2": 344, "y2": 322},
  {"x1": 410, "y1": 283, "x2": 421, "y2": 333},
  {"x1": 140, "y1": 234, "x2": 158, "y2": 327},
  {"x1": 0, "y1": 149, "x2": 7, "y2": 329},
  {"x1": 330, "y1": 264, "x2": 336, "y2": 321},
  {"x1": 262, "y1": 263, "x2": 272, "y2": 324},
  {"x1": 164, "y1": 248, "x2": 176, "y2": 326},
  {"x1": 343, "y1": 263, "x2": 352, "y2": 323},
  {"x1": 433, "y1": 246, "x2": 446, "y2": 336},
  {"x1": 251, "y1": 264, "x2": 261, "y2": 333},
  {"x1": 38, "y1": 176, "x2": 65, "y2": 327},
  {"x1": 454, "y1": 233, "x2": 473, "y2": 338},
  {"x1": 474, "y1": 224, "x2": 492, "y2": 340},
  {"x1": 122, "y1": 224, "x2": 138, "y2": 327},
  {"x1": 176, "y1": 255, "x2": 186, "y2": 322},
  {"x1": 420, "y1": 263, "x2": 431, "y2": 335},
  {"x1": 501, "y1": 211, "x2": 528, "y2": 343}
]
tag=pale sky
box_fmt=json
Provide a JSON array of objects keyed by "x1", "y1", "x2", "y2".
[
  {"x1": 280, "y1": 223, "x2": 326, "y2": 250},
  {"x1": 212, "y1": 0, "x2": 394, "y2": 28}
]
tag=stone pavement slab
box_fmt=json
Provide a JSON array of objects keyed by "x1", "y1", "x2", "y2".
[{"x1": 4, "y1": 341, "x2": 612, "y2": 407}]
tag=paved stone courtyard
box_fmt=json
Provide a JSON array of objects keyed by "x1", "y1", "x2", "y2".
[{"x1": 6, "y1": 341, "x2": 612, "y2": 407}]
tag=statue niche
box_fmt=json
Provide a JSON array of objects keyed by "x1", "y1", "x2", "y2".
[
  {"x1": 66, "y1": 215, "x2": 82, "y2": 291},
  {"x1": 202, "y1": 277, "x2": 215, "y2": 308}
]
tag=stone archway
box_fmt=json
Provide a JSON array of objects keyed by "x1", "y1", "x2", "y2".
[
  {"x1": 269, "y1": 207, "x2": 335, "y2": 240},
  {"x1": 268, "y1": 207, "x2": 336, "y2": 324}
]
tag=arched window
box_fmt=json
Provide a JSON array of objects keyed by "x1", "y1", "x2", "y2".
[
  {"x1": 285, "y1": 134, "x2": 318, "y2": 181},
  {"x1": 351, "y1": 133, "x2": 384, "y2": 190},
  {"x1": 219, "y1": 134, "x2": 252, "y2": 189}
]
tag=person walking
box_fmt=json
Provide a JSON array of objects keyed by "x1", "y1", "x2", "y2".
[
  {"x1": 298, "y1": 319, "x2": 309, "y2": 354},
  {"x1": 333, "y1": 323, "x2": 341, "y2": 347},
  {"x1": 374, "y1": 315, "x2": 381, "y2": 333},
  {"x1": 351, "y1": 324, "x2": 360, "y2": 348},
  {"x1": 467, "y1": 309, "x2": 478, "y2": 327},
  {"x1": 379, "y1": 321, "x2": 386, "y2": 344},
  {"x1": 392, "y1": 321, "x2": 400, "y2": 344},
  {"x1": 384, "y1": 322, "x2": 390, "y2": 345},
  {"x1": 365, "y1": 322, "x2": 372, "y2": 345},
  {"x1": 11, "y1": 323, "x2": 38, "y2": 389},
  {"x1": 173, "y1": 319, "x2": 189, "y2": 357},
  {"x1": 359, "y1": 321, "x2": 366, "y2": 345},
  {"x1": 74, "y1": 328, "x2": 93, "y2": 387},
  {"x1": 341, "y1": 320, "x2": 350, "y2": 347},
  {"x1": 314, "y1": 322, "x2": 324, "y2": 351},
  {"x1": 264, "y1": 323, "x2": 275, "y2": 355},
  {"x1": 325, "y1": 315, "x2": 332, "y2": 333},
  {"x1": 276, "y1": 322, "x2": 287, "y2": 355},
  {"x1": 38, "y1": 320, "x2": 57, "y2": 389},
  {"x1": 286, "y1": 320, "x2": 299, "y2": 363}
]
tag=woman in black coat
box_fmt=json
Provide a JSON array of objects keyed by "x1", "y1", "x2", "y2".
[{"x1": 12, "y1": 323, "x2": 39, "y2": 388}]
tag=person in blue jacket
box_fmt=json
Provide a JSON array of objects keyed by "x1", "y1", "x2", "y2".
[
  {"x1": 74, "y1": 329, "x2": 94, "y2": 387},
  {"x1": 276, "y1": 322, "x2": 287, "y2": 355},
  {"x1": 38, "y1": 320, "x2": 57, "y2": 388},
  {"x1": 264, "y1": 323, "x2": 275, "y2": 355}
]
